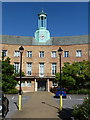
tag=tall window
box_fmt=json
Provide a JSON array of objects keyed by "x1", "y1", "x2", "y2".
[
  {"x1": 76, "y1": 50, "x2": 82, "y2": 57},
  {"x1": 39, "y1": 51, "x2": 44, "y2": 58},
  {"x1": 2, "y1": 50, "x2": 8, "y2": 57},
  {"x1": 14, "y1": 51, "x2": 20, "y2": 57},
  {"x1": 64, "y1": 51, "x2": 69, "y2": 57},
  {"x1": 14, "y1": 62, "x2": 20, "y2": 73},
  {"x1": 52, "y1": 63, "x2": 57, "y2": 75},
  {"x1": 51, "y1": 51, "x2": 56, "y2": 58},
  {"x1": 27, "y1": 51, "x2": 32, "y2": 57},
  {"x1": 39, "y1": 63, "x2": 44, "y2": 76},
  {"x1": 26, "y1": 63, "x2": 32, "y2": 75}
]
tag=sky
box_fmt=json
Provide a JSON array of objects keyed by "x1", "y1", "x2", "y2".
[{"x1": 2, "y1": 2, "x2": 88, "y2": 37}]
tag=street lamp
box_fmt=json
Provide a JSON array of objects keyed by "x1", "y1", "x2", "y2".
[
  {"x1": 58, "y1": 47, "x2": 63, "y2": 111},
  {"x1": 19, "y1": 46, "x2": 24, "y2": 111}
]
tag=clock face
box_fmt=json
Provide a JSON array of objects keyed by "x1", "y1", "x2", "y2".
[{"x1": 40, "y1": 34, "x2": 45, "y2": 40}]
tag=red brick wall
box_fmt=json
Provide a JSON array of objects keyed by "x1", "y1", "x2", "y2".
[{"x1": 1, "y1": 44, "x2": 90, "y2": 75}]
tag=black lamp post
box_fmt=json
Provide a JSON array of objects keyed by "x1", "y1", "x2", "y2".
[
  {"x1": 58, "y1": 47, "x2": 63, "y2": 111},
  {"x1": 19, "y1": 46, "x2": 24, "y2": 110}
]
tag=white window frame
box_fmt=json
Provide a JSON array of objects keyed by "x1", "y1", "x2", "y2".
[
  {"x1": 21, "y1": 81, "x2": 26, "y2": 87},
  {"x1": 14, "y1": 51, "x2": 20, "y2": 57},
  {"x1": 39, "y1": 63, "x2": 44, "y2": 77},
  {"x1": 51, "y1": 63, "x2": 57, "y2": 75},
  {"x1": 39, "y1": 51, "x2": 44, "y2": 58},
  {"x1": 64, "y1": 51, "x2": 69, "y2": 57},
  {"x1": 26, "y1": 63, "x2": 32, "y2": 76},
  {"x1": 27, "y1": 51, "x2": 32, "y2": 57},
  {"x1": 26, "y1": 81, "x2": 32, "y2": 87},
  {"x1": 14, "y1": 62, "x2": 20, "y2": 73},
  {"x1": 51, "y1": 51, "x2": 56, "y2": 58},
  {"x1": 76, "y1": 50, "x2": 82, "y2": 57},
  {"x1": 2, "y1": 50, "x2": 8, "y2": 57},
  {"x1": 52, "y1": 81, "x2": 58, "y2": 86}
]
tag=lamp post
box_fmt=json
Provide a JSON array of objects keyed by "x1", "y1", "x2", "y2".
[
  {"x1": 58, "y1": 47, "x2": 63, "y2": 111},
  {"x1": 19, "y1": 46, "x2": 24, "y2": 111}
]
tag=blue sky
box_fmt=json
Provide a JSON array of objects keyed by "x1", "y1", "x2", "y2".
[{"x1": 2, "y1": 2, "x2": 88, "y2": 37}]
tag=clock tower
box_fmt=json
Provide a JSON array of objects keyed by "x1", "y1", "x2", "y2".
[{"x1": 35, "y1": 10, "x2": 50, "y2": 42}]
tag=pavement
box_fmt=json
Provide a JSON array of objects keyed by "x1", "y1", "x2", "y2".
[{"x1": 8, "y1": 92, "x2": 62, "y2": 119}]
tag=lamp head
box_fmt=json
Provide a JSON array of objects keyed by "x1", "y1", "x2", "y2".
[
  {"x1": 58, "y1": 47, "x2": 63, "y2": 55},
  {"x1": 19, "y1": 46, "x2": 24, "y2": 53}
]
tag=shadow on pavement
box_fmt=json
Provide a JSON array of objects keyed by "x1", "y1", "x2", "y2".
[
  {"x1": 13, "y1": 102, "x2": 19, "y2": 110},
  {"x1": 42, "y1": 101, "x2": 59, "y2": 110},
  {"x1": 42, "y1": 102, "x2": 74, "y2": 119},
  {"x1": 58, "y1": 108, "x2": 74, "y2": 120}
]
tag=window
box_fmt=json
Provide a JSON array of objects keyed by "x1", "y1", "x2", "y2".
[
  {"x1": 39, "y1": 51, "x2": 44, "y2": 58},
  {"x1": 76, "y1": 50, "x2": 82, "y2": 57},
  {"x1": 21, "y1": 81, "x2": 25, "y2": 87},
  {"x1": 39, "y1": 63, "x2": 44, "y2": 76},
  {"x1": 52, "y1": 63, "x2": 57, "y2": 75},
  {"x1": 14, "y1": 51, "x2": 20, "y2": 57},
  {"x1": 51, "y1": 51, "x2": 56, "y2": 58},
  {"x1": 14, "y1": 62, "x2": 20, "y2": 73},
  {"x1": 26, "y1": 81, "x2": 32, "y2": 87},
  {"x1": 52, "y1": 81, "x2": 58, "y2": 86},
  {"x1": 2, "y1": 50, "x2": 8, "y2": 57},
  {"x1": 64, "y1": 51, "x2": 69, "y2": 57},
  {"x1": 26, "y1": 63, "x2": 32, "y2": 75},
  {"x1": 27, "y1": 51, "x2": 32, "y2": 57}
]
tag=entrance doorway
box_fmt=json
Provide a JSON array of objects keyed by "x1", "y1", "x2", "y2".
[{"x1": 37, "y1": 80, "x2": 46, "y2": 91}]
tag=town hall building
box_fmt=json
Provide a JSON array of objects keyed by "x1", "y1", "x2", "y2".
[{"x1": 1, "y1": 10, "x2": 90, "y2": 92}]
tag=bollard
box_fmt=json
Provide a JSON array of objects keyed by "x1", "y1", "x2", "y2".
[
  {"x1": 18, "y1": 95, "x2": 22, "y2": 111},
  {"x1": 60, "y1": 95, "x2": 63, "y2": 111}
]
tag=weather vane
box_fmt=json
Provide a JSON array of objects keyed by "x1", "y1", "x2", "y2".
[{"x1": 42, "y1": 8, "x2": 44, "y2": 12}]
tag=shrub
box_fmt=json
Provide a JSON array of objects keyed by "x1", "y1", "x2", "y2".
[
  {"x1": 68, "y1": 89, "x2": 90, "y2": 94},
  {"x1": 73, "y1": 98, "x2": 90, "y2": 120},
  {"x1": 5, "y1": 88, "x2": 19, "y2": 94},
  {"x1": 77, "y1": 89, "x2": 88, "y2": 94},
  {"x1": 68, "y1": 90, "x2": 78, "y2": 94}
]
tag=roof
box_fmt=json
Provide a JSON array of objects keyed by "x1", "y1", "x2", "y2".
[
  {"x1": 52, "y1": 35, "x2": 89, "y2": 45},
  {"x1": 38, "y1": 10, "x2": 47, "y2": 16},
  {"x1": 1, "y1": 35, "x2": 89, "y2": 46}
]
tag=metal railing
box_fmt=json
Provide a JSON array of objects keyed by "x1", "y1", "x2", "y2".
[{"x1": 26, "y1": 73, "x2": 56, "y2": 77}]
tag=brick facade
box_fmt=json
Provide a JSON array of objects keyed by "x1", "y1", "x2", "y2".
[{"x1": 1, "y1": 36, "x2": 90, "y2": 92}]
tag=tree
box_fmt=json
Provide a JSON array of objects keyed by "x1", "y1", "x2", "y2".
[
  {"x1": 70, "y1": 61, "x2": 90, "y2": 89},
  {"x1": 2, "y1": 57, "x2": 18, "y2": 93},
  {"x1": 82, "y1": 61, "x2": 90, "y2": 89},
  {"x1": 55, "y1": 62, "x2": 76, "y2": 89},
  {"x1": 55, "y1": 61, "x2": 90, "y2": 90}
]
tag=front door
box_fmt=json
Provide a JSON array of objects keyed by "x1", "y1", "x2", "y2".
[{"x1": 38, "y1": 81, "x2": 46, "y2": 91}]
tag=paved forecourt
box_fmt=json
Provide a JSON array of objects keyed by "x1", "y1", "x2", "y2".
[{"x1": 10, "y1": 92, "x2": 61, "y2": 118}]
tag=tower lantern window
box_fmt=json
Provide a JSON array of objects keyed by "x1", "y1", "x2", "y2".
[{"x1": 41, "y1": 16, "x2": 43, "y2": 20}]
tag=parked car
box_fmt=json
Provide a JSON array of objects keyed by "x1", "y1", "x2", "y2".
[
  {"x1": 54, "y1": 88, "x2": 67, "y2": 98},
  {"x1": 0, "y1": 90, "x2": 9, "y2": 118}
]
